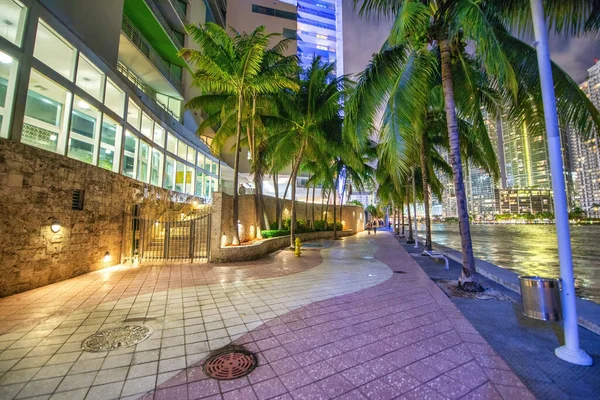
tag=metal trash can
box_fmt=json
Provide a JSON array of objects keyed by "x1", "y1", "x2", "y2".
[{"x1": 518, "y1": 276, "x2": 562, "y2": 321}]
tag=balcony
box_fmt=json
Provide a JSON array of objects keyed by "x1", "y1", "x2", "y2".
[
  {"x1": 145, "y1": 0, "x2": 185, "y2": 47},
  {"x1": 120, "y1": 17, "x2": 183, "y2": 96}
]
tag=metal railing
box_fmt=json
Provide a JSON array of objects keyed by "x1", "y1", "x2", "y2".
[
  {"x1": 121, "y1": 18, "x2": 183, "y2": 92},
  {"x1": 145, "y1": 0, "x2": 185, "y2": 47}
]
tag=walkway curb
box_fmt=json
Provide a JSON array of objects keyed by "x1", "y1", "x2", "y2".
[{"x1": 432, "y1": 242, "x2": 600, "y2": 337}]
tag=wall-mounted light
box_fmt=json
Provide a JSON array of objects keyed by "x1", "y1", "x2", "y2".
[
  {"x1": 103, "y1": 251, "x2": 112, "y2": 263},
  {"x1": 49, "y1": 218, "x2": 61, "y2": 233}
]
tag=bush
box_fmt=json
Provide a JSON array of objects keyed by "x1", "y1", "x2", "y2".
[
  {"x1": 261, "y1": 230, "x2": 289, "y2": 238},
  {"x1": 282, "y1": 218, "x2": 314, "y2": 233},
  {"x1": 328, "y1": 221, "x2": 343, "y2": 231},
  {"x1": 313, "y1": 220, "x2": 328, "y2": 231},
  {"x1": 269, "y1": 221, "x2": 281, "y2": 230}
]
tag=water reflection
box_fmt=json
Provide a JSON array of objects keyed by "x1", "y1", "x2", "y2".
[{"x1": 430, "y1": 223, "x2": 600, "y2": 304}]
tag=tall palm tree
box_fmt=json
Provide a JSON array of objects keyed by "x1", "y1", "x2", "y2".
[
  {"x1": 181, "y1": 23, "x2": 297, "y2": 245},
  {"x1": 351, "y1": 0, "x2": 600, "y2": 291},
  {"x1": 266, "y1": 57, "x2": 347, "y2": 247}
]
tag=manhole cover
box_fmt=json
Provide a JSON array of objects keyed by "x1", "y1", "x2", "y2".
[
  {"x1": 203, "y1": 349, "x2": 257, "y2": 380},
  {"x1": 81, "y1": 325, "x2": 153, "y2": 352}
]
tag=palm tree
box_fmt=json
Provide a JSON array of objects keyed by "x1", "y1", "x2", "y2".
[
  {"x1": 266, "y1": 57, "x2": 347, "y2": 247},
  {"x1": 351, "y1": 1, "x2": 600, "y2": 291},
  {"x1": 181, "y1": 23, "x2": 297, "y2": 245}
]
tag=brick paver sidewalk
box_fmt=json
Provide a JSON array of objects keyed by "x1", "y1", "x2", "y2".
[{"x1": 0, "y1": 232, "x2": 532, "y2": 399}]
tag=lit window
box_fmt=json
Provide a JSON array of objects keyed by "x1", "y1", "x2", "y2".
[
  {"x1": 195, "y1": 172, "x2": 204, "y2": 197},
  {"x1": 164, "y1": 156, "x2": 175, "y2": 190},
  {"x1": 76, "y1": 54, "x2": 104, "y2": 101},
  {"x1": 137, "y1": 141, "x2": 150, "y2": 183},
  {"x1": 187, "y1": 147, "x2": 196, "y2": 164},
  {"x1": 0, "y1": 0, "x2": 26, "y2": 46},
  {"x1": 99, "y1": 116, "x2": 121, "y2": 172},
  {"x1": 22, "y1": 70, "x2": 71, "y2": 153},
  {"x1": 175, "y1": 161, "x2": 185, "y2": 192},
  {"x1": 211, "y1": 160, "x2": 218, "y2": 174},
  {"x1": 140, "y1": 113, "x2": 153, "y2": 138},
  {"x1": 0, "y1": 50, "x2": 18, "y2": 138},
  {"x1": 186, "y1": 167, "x2": 194, "y2": 195},
  {"x1": 150, "y1": 148, "x2": 162, "y2": 186},
  {"x1": 68, "y1": 96, "x2": 100, "y2": 164},
  {"x1": 167, "y1": 133, "x2": 177, "y2": 154},
  {"x1": 127, "y1": 99, "x2": 141, "y2": 130},
  {"x1": 104, "y1": 79, "x2": 125, "y2": 116},
  {"x1": 34, "y1": 21, "x2": 76, "y2": 80},
  {"x1": 204, "y1": 157, "x2": 211, "y2": 171},
  {"x1": 197, "y1": 153, "x2": 205, "y2": 168},
  {"x1": 177, "y1": 141, "x2": 187, "y2": 159},
  {"x1": 122, "y1": 130, "x2": 138, "y2": 178},
  {"x1": 153, "y1": 124, "x2": 165, "y2": 147}
]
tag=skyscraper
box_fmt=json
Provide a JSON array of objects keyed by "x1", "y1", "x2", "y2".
[{"x1": 570, "y1": 61, "x2": 600, "y2": 217}]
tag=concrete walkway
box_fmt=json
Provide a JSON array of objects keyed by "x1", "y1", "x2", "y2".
[{"x1": 0, "y1": 232, "x2": 532, "y2": 399}]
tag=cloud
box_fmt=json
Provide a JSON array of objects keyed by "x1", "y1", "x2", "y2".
[{"x1": 549, "y1": 35, "x2": 600, "y2": 83}]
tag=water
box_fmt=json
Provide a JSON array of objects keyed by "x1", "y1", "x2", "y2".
[{"x1": 430, "y1": 223, "x2": 600, "y2": 304}]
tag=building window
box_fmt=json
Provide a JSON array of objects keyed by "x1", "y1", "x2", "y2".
[
  {"x1": 186, "y1": 167, "x2": 194, "y2": 195},
  {"x1": 187, "y1": 147, "x2": 196, "y2": 164},
  {"x1": 164, "y1": 156, "x2": 175, "y2": 190},
  {"x1": 204, "y1": 157, "x2": 211, "y2": 172},
  {"x1": 153, "y1": 124, "x2": 165, "y2": 147},
  {"x1": 127, "y1": 99, "x2": 140, "y2": 130},
  {"x1": 76, "y1": 54, "x2": 104, "y2": 101},
  {"x1": 195, "y1": 172, "x2": 204, "y2": 197},
  {"x1": 0, "y1": 0, "x2": 27, "y2": 46},
  {"x1": 99, "y1": 116, "x2": 121, "y2": 172},
  {"x1": 167, "y1": 133, "x2": 177, "y2": 154},
  {"x1": 283, "y1": 28, "x2": 297, "y2": 40},
  {"x1": 197, "y1": 153, "x2": 205, "y2": 169},
  {"x1": 137, "y1": 141, "x2": 150, "y2": 183},
  {"x1": 211, "y1": 160, "x2": 218, "y2": 174},
  {"x1": 22, "y1": 70, "x2": 71, "y2": 153},
  {"x1": 34, "y1": 21, "x2": 76, "y2": 81},
  {"x1": 252, "y1": 4, "x2": 297, "y2": 21},
  {"x1": 0, "y1": 51, "x2": 18, "y2": 138},
  {"x1": 177, "y1": 141, "x2": 187, "y2": 160},
  {"x1": 175, "y1": 161, "x2": 185, "y2": 192},
  {"x1": 104, "y1": 79, "x2": 124, "y2": 116},
  {"x1": 68, "y1": 96, "x2": 100, "y2": 164},
  {"x1": 150, "y1": 148, "x2": 162, "y2": 186},
  {"x1": 140, "y1": 112, "x2": 153, "y2": 138},
  {"x1": 122, "y1": 130, "x2": 138, "y2": 178}
]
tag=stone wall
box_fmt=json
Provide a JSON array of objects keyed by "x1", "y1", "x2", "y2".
[{"x1": 0, "y1": 139, "x2": 190, "y2": 296}]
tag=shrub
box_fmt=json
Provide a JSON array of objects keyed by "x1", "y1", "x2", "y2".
[
  {"x1": 269, "y1": 221, "x2": 282, "y2": 230},
  {"x1": 282, "y1": 218, "x2": 314, "y2": 233},
  {"x1": 261, "y1": 230, "x2": 289, "y2": 238},
  {"x1": 328, "y1": 221, "x2": 343, "y2": 231},
  {"x1": 313, "y1": 220, "x2": 327, "y2": 231}
]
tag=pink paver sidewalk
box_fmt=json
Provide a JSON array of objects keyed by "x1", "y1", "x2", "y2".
[{"x1": 144, "y1": 232, "x2": 533, "y2": 400}]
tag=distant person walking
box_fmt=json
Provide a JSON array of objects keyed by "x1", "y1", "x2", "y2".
[
  {"x1": 238, "y1": 184, "x2": 246, "y2": 195},
  {"x1": 366, "y1": 221, "x2": 371, "y2": 235},
  {"x1": 373, "y1": 221, "x2": 377, "y2": 235}
]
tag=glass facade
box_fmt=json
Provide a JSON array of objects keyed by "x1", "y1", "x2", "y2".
[{"x1": 0, "y1": 0, "x2": 220, "y2": 201}]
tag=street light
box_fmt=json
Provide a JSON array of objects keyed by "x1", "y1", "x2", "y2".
[{"x1": 530, "y1": 0, "x2": 592, "y2": 366}]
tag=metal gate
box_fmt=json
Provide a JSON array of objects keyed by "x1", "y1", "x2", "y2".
[{"x1": 123, "y1": 202, "x2": 211, "y2": 263}]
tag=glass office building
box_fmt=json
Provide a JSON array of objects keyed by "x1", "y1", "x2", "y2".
[{"x1": 0, "y1": 0, "x2": 223, "y2": 202}]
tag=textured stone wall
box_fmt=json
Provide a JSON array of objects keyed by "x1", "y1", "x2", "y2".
[{"x1": 0, "y1": 139, "x2": 189, "y2": 296}]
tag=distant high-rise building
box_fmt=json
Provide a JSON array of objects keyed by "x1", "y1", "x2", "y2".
[{"x1": 570, "y1": 61, "x2": 600, "y2": 217}]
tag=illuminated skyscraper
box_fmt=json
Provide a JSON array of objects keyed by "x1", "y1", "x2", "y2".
[{"x1": 570, "y1": 61, "x2": 600, "y2": 217}]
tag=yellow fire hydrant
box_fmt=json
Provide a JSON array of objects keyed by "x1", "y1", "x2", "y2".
[{"x1": 294, "y1": 237, "x2": 302, "y2": 257}]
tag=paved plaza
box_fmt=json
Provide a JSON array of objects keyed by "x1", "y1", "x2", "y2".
[{"x1": 0, "y1": 232, "x2": 533, "y2": 399}]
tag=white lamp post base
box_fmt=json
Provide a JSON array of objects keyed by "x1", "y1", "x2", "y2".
[{"x1": 555, "y1": 345, "x2": 593, "y2": 366}]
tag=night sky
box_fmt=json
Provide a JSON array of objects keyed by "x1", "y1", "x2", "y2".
[{"x1": 342, "y1": 6, "x2": 600, "y2": 84}]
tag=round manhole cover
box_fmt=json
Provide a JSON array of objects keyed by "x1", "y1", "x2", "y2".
[
  {"x1": 203, "y1": 349, "x2": 257, "y2": 380},
  {"x1": 81, "y1": 325, "x2": 153, "y2": 352}
]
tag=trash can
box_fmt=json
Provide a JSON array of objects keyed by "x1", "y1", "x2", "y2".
[{"x1": 518, "y1": 276, "x2": 562, "y2": 321}]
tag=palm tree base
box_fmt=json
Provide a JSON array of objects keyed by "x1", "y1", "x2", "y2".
[
  {"x1": 457, "y1": 280, "x2": 484, "y2": 293},
  {"x1": 406, "y1": 239, "x2": 415, "y2": 244}
]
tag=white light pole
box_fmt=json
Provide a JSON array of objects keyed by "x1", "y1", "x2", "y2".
[
  {"x1": 412, "y1": 166, "x2": 418, "y2": 249},
  {"x1": 530, "y1": 0, "x2": 592, "y2": 366}
]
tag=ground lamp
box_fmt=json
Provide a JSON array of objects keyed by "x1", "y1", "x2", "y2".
[
  {"x1": 103, "y1": 252, "x2": 111, "y2": 263},
  {"x1": 530, "y1": 0, "x2": 592, "y2": 366}
]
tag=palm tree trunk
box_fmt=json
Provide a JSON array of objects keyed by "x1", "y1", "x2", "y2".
[
  {"x1": 395, "y1": 207, "x2": 400, "y2": 234},
  {"x1": 339, "y1": 188, "x2": 345, "y2": 233},
  {"x1": 231, "y1": 92, "x2": 243, "y2": 245},
  {"x1": 420, "y1": 132, "x2": 432, "y2": 251},
  {"x1": 250, "y1": 96, "x2": 263, "y2": 239},
  {"x1": 401, "y1": 205, "x2": 405, "y2": 235},
  {"x1": 440, "y1": 39, "x2": 480, "y2": 291},
  {"x1": 273, "y1": 174, "x2": 280, "y2": 230},
  {"x1": 304, "y1": 175, "x2": 310, "y2": 223},
  {"x1": 290, "y1": 143, "x2": 306, "y2": 248},
  {"x1": 406, "y1": 196, "x2": 414, "y2": 243},
  {"x1": 311, "y1": 184, "x2": 316, "y2": 227},
  {"x1": 279, "y1": 167, "x2": 293, "y2": 230},
  {"x1": 324, "y1": 190, "x2": 330, "y2": 222},
  {"x1": 333, "y1": 176, "x2": 339, "y2": 239}
]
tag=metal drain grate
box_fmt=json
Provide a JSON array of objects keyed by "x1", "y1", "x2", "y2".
[
  {"x1": 203, "y1": 349, "x2": 257, "y2": 380},
  {"x1": 81, "y1": 325, "x2": 153, "y2": 352},
  {"x1": 393, "y1": 271, "x2": 406, "y2": 274}
]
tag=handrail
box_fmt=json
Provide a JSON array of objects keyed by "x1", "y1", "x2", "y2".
[
  {"x1": 121, "y1": 17, "x2": 183, "y2": 92},
  {"x1": 145, "y1": 0, "x2": 184, "y2": 48}
]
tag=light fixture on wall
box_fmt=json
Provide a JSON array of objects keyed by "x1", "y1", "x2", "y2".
[
  {"x1": 49, "y1": 218, "x2": 61, "y2": 233},
  {"x1": 103, "y1": 251, "x2": 112, "y2": 263}
]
